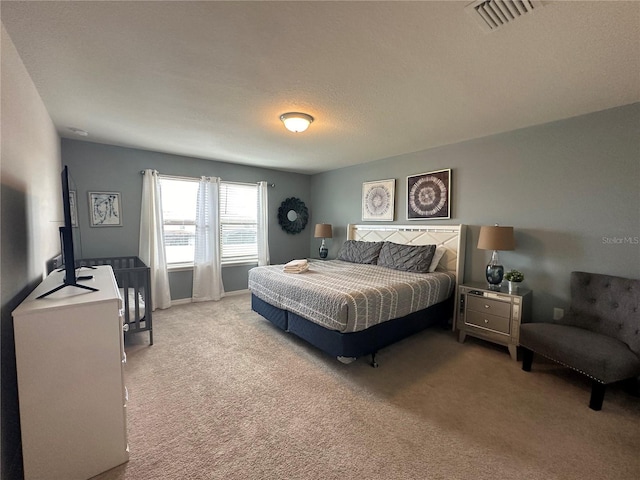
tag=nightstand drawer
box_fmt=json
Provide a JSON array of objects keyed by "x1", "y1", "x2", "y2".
[
  {"x1": 466, "y1": 296, "x2": 511, "y2": 318},
  {"x1": 465, "y1": 310, "x2": 511, "y2": 334}
]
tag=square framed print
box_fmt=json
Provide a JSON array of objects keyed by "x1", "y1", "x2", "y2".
[
  {"x1": 88, "y1": 192, "x2": 122, "y2": 227},
  {"x1": 362, "y1": 179, "x2": 395, "y2": 221},
  {"x1": 69, "y1": 190, "x2": 78, "y2": 227},
  {"x1": 407, "y1": 169, "x2": 451, "y2": 220}
]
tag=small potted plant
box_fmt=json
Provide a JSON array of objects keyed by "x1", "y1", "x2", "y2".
[{"x1": 504, "y1": 269, "x2": 524, "y2": 292}]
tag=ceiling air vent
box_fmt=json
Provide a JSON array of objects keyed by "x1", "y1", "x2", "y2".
[{"x1": 466, "y1": 0, "x2": 543, "y2": 33}]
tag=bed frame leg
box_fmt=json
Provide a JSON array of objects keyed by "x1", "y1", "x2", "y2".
[{"x1": 370, "y1": 352, "x2": 378, "y2": 368}]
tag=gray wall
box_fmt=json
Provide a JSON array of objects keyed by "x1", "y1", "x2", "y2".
[
  {"x1": 310, "y1": 103, "x2": 640, "y2": 322},
  {"x1": 62, "y1": 139, "x2": 312, "y2": 298},
  {"x1": 1, "y1": 25, "x2": 62, "y2": 480},
  {"x1": 64, "y1": 104, "x2": 640, "y2": 311}
]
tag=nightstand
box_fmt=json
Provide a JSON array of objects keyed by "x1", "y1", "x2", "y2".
[{"x1": 457, "y1": 282, "x2": 531, "y2": 360}]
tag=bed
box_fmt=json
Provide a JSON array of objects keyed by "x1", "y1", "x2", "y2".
[{"x1": 249, "y1": 224, "x2": 466, "y2": 365}]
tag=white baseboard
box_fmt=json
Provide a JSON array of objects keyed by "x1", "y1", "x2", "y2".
[
  {"x1": 170, "y1": 289, "x2": 249, "y2": 305},
  {"x1": 170, "y1": 298, "x2": 192, "y2": 306},
  {"x1": 224, "y1": 289, "x2": 250, "y2": 297}
]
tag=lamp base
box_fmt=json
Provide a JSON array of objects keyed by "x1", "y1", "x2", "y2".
[
  {"x1": 319, "y1": 239, "x2": 328, "y2": 259},
  {"x1": 486, "y1": 263, "x2": 504, "y2": 290}
]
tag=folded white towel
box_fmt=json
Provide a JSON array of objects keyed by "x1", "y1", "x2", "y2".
[
  {"x1": 284, "y1": 259, "x2": 308, "y2": 268},
  {"x1": 283, "y1": 259, "x2": 309, "y2": 274},
  {"x1": 284, "y1": 263, "x2": 308, "y2": 270},
  {"x1": 284, "y1": 264, "x2": 309, "y2": 274}
]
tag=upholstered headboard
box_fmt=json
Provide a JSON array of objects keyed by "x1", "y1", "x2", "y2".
[
  {"x1": 347, "y1": 224, "x2": 466, "y2": 278},
  {"x1": 347, "y1": 224, "x2": 467, "y2": 329}
]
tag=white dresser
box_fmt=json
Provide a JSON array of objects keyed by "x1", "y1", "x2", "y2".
[{"x1": 12, "y1": 265, "x2": 129, "y2": 480}]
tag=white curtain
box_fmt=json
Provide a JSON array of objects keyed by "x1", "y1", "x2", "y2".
[
  {"x1": 192, "y1": 176, "x2": 225, "y2": 302},
  {"x1": 139, "y1": 169, "x2": 172, "y2": 310},
  {"x1": 257, "y1": 181, "x2": 270, "y2": 266}
]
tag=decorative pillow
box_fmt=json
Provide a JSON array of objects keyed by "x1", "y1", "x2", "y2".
[
  {"x1": 377, "y1": 242, "x2": 437, "y2": 273},
  {"x1": 428, "y1": 245, "x2": 447, "y2": 272},
  {"x1": 337, "y1": 240, "x2": 384, "y2": 264}
]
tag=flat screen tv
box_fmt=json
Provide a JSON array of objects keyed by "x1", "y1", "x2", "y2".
[{"x1": 37, "y1": 166, "x2": 98, "y2": 299}]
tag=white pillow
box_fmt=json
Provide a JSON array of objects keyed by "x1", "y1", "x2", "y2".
[{"x1": 428, "y1": 245, "x2": 446, "y2": 272}]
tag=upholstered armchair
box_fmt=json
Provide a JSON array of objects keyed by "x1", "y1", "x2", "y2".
[{"x1": 519, "y1": 271, "x2": 640, "y2": 410}]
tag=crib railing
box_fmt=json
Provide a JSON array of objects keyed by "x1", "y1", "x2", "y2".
[{"x1": 76, "y1": 256, "x2": 153, "y2": 345}]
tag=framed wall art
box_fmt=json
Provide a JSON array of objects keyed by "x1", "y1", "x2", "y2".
[
  {"x1": 362, "y1": 179, "x2": 395, "y2": 221},
  {"x1": 407, "y1": 169, "x2": 451, "y2": 220},
  {"x1": 69, "y1": 191, "x2": 78, "y2": 227},
  {"x1": 88, "y1": 192, "x2": 122, "y2": 227}
]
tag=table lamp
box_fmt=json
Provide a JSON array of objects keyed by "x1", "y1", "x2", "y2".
[
  {"x1": 477, "y1": 225, "x2": 515, "y2": 290},
  {"x1": 314, "y1": 224, "x2": 333, "y2": 259}
]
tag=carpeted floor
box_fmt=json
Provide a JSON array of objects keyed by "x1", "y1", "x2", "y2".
[{"x1": 93, "y1": 293, "x2": 640, "y2": 480}]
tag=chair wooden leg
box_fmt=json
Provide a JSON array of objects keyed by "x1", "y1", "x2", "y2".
[
  {"x1": 522, "y1": 348, "x2": 533, "y2": 372},
  {"x1": 589, "y1": 381, "x2": 606, "y2": 411}
]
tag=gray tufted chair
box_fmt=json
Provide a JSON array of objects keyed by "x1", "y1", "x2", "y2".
[{"x1": 519, "y1": 271, "x2": 640, "y2": 410}]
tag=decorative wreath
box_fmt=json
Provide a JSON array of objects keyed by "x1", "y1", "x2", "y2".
[{"x1": 277, "y1": 197, "x2": 309, "y2": 234}]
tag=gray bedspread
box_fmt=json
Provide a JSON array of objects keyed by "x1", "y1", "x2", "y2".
[{"x1": 248, "y1": 259, "x2": 455, "y2": 333}]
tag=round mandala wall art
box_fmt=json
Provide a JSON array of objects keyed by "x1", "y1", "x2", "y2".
[
  {"x1": 407, "y1": 169, "x2": 451, "y2": 220},
  {"x1": 362, "y1": 179, "x2": 395, "y2": 221}
]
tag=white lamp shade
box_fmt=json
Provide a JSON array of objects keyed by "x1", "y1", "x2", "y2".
[{"x1": 280, "y1": 112, "x2": 314, "y2": 133}]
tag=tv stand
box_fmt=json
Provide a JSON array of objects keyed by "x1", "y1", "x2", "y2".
[
  {"x1": 36, "y1": 277, "x2": 99, "y2": 299},
  {"x1": 12, "y1": 265, "x2": 129, "y2": 479}
]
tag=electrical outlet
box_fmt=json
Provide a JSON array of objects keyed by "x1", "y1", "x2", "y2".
[
  {"x1": 45, "y1": 254, "x2": 64, "y2": 275},
  {"x1": 553, "y1": 308, "x2": 564, "y2": 320}
]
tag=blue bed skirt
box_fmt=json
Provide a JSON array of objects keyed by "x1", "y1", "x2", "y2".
[{"x1": 251, "y1": 293, "x2": 453, "y2": 360}]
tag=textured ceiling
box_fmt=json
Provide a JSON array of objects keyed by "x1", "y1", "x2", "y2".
[{"x1": 2, "y1": 1, "x2": 639, "y2": 174}]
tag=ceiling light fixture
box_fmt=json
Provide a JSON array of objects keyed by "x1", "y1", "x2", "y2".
[{"x1": 280, "y1": 112, "x2": 314, "y2": 133}]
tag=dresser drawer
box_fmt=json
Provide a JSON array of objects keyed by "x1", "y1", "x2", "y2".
[
  {"x1": 465, "y1": 310, "x2": 511, "y2": 334},
  {"x1": 466, "y1": 295, "x2": 511, "y2": 318}
]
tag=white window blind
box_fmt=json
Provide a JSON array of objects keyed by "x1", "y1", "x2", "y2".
[
  {"x1": 220, "y1": 182, "x2": 258, "y2": 263},
  {"x1": 159, "y1": 176, "x2": 259, "y2": 265}
]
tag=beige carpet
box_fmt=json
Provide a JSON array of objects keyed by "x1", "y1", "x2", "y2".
[{"x1": 94, "y1": 294, "x2": 640, "y2": 480}]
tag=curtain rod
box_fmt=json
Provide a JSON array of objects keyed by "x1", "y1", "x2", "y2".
[{"x1": 140, "y1": 170, "x2": 274, "y2": 187}]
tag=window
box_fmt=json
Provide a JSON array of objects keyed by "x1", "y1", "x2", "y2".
[
  {"x1": 220, "y1": 182, "x2": 258, "y2": 263},
  {"x1": 159, "y1": 177, "x2": 258, "y2": 266},
  {"x1": 159, "y1": 177, "x2": 198, "y2": 265}
]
